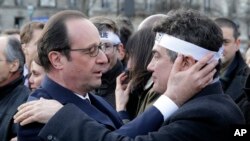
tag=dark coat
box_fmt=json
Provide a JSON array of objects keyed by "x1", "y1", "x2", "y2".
[
  {"x1": 18, "y1": 75, "x2": 163, "y2": 141},
  {"x1": 220, "y1": 51, "x2": 250, "y2": 106},
  {"x1": 0, "y1": 76, "x2": 29, "y2": 141},
  {"x1": 239, "y1": 75, "x2": 250, "y2": 124},
  {"x1": 38, "y1": 82, "x2": 245, "y2": 141},
  {"x1": 119, "y1": 81, "x2": 160, "y2": 122},
  {"x1": 94, "y1": 60, "x2": 124, "y2": 108}
]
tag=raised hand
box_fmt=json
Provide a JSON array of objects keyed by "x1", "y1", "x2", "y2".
[{"x1": 164, "y1": 53, "x2": 218, "y2": 107}]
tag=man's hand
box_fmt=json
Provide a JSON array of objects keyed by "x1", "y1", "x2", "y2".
[
  {"x1": 115, "y1": 72, "x2": 131, "y2": 112},
  {"x1": 14, "y1": 98, "x2": 63, "y2": 126},
  {"x1": 164, "y1": 53, "x2": 218, "y2": 107}
]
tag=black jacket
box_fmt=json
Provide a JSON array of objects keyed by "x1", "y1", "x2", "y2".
[
  {"x1": 240, "y1": 75, "x2": 250, "y2": 124},
  {"x1": 94, "y1": 60, "x2": 124, "y2": 108},
  {"x1": 0, "y1": 76, "x2": 29, "y2": 141},
  {"x1": 220, "y1": 52, "x2": 250, "y2": 112}
]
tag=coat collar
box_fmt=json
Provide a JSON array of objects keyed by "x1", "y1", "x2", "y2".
[
  {"x1": 40, "y1": 75, "x2": 117, "y2": 129},
  {"x1": 190, "y1": 81, "x2": 224, "y2": 101},
  {"x1": 0, "y1": 75, "x2": 24, "y2": 99}
]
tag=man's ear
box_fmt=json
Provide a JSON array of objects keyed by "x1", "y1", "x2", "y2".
[
  {"x1": 48, "y1": 51, "x2": 65, "y2": 70},
  {"x1": 182, "y1": 55, "x2": 196, "y2": 71},
  {"x1": 117, "y1": 43, "x2": 126, "y2": 61},
  {"x1": 9, "y1": 60, "x2": 19, "y2": 72},
  {"x1": 235, "y1": 38, "x2": 241, "y2": 51}
]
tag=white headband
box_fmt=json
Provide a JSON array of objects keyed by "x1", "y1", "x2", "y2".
[
  {"x1": 100, "y1": 31, "x2": 121, "y2": 45},
  {"x1": 155, "y1": 32, "x2": 223, "y2": 61}
]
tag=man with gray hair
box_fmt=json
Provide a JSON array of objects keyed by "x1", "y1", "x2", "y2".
[{"x1": 0, "y1": 36, "x2": 30, "y2": 141}]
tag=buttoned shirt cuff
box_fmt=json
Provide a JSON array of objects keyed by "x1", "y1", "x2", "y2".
[{"x1": 153, "y1": 95, "x2": 178, "y2": 121}]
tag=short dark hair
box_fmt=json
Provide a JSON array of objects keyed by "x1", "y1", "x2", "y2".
[
  {"x1": 37, "y1": 10, "x2": 87, "y2": 72},
  {"x1": 90, "y1": 16, "x2": 119, "y2": 35},
  {"x1": 214, "y1": 17, "x2": 239, "y2": 39},
  {"x1": 153, "y1": 9, "x2": 223, "y2": 77},
  {"x1": 4, "y1": 37, "x2": 25, "y2": 73},
  {"x1": 115, "y1": 16, "x2": 134, "y2": 46}
]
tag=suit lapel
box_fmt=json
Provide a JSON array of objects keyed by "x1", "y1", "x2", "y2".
[{"x1": 41, "y1": 76, "x2": 116, "y2": 129}]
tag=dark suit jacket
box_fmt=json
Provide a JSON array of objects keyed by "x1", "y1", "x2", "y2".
[
  {"x1": 0, "y1": 76, "x2": 29, "y2": 141},
  {"x1": 18, "y1": 76, "x2": 163, "y2": 141},
  {"x1": 38, "y1": 82, "x2": 245, "y2": 141}
]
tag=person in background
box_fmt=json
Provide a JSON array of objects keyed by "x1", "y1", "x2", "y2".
[
  {"x1": 1, "y1": 29, "x2": 20, "y2": 41},
  {"x1": 20, "y1": 21, "x2": 44, "y2": 87},
  {"x1": 116, "y1": 14, "x2": 168, "y2": 121},
  {"x1": 215, "y1": 18, "x2": 250, "y2": 122},
  {"x1": 90, "y1": 16, "x2": 125, "y2": 108},
  {"x1": 28, "y1": 53, "x2": 45, "y2": 91},
  {"x1": 0, "y1": 36, "x2": 30, "y2": 141},
  {"x1": 115, "y1": 16, "x2": 134, "y2": 66},
  {"x1": 137, "y1": 14, "x2": 167, "y2": 30},
  {"x1": 116, "y1": 27, "x2": 159, "y2": 122}
]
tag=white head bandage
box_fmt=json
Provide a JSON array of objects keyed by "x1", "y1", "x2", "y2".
[
  {"x1": 155, "y1": 32, "x2": 223, "y2": 61},
  {"x1": 100, "y1": 31, "x2": 121, "y2": 45}
]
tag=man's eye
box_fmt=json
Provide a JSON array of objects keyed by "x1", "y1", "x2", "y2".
[
  {"x1": 32, "y1": 72, "x2": 40, "y2": 76},
  {"x1": 106, "y1": 45, "x2": 113, "y2": 48},
  {"x1": 89, "y1": 46, "x2": 97, "y2": 53},
  {"x1": 153, "y1": 53, "x2": 160, "y2": 59}
]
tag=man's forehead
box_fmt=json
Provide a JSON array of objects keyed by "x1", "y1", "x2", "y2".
[
  {"x1": 0, "y1": 37, "x2": 7, "y2": 50},
  {"x1": 152, "y1": 44, "x2": 166, "y2": 52},
  {"x1": 66, "y1": 19, "x2": 100, "y2": 43},
  {"x1": 221, "y1": 27, "x2": 235, "y2": 39},
  {"x1": 66, "y1": 19, "x2": 90, "y2": 32}
]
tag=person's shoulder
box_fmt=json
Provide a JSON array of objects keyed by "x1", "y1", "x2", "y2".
[
  {"x1": 28, "y1": 88, "x2": 51, "y2": 101},
  {"x1": 172, "y1": 94, "x2": 244, "y2": 124},
  {"x1": 88, "y1": 92, "x2": 114, "y2": 107},
  {"x1": 10, "y1": 85, "x2": 30, "y2": 103},
  {"x1": 15, "y1": 84, "x2": 30, "y2": 95},
  {"x1": 236, "y1": 53, "x2": 250, "y2": 74},
  {"x1": 183, "y1": 94, "x2": 238, "y2": 111},
  {"x1": 88, "y1": 92, "x2": 106, "y2": 102}
]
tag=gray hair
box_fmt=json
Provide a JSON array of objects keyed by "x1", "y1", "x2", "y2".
[{"x1": 4, "y1": 37, "x2": 25, "y2": 73}]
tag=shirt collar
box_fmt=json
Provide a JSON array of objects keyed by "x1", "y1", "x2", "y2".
[{"x1": 74, "y1": 93, "x2": 91, "y2": 103}]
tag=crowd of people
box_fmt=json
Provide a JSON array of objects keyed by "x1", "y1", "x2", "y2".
[{"x1": 0, "y1": 8, "x2": 250, "y2": 141}]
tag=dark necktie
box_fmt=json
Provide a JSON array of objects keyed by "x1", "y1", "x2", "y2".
[{"x1": 85, "y1": 98, "x2": 91, "y2": 104}]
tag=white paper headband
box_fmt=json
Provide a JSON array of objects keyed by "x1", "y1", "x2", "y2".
[
  {"x1": 155, "y1": 32, "x2": 223, "y2": 61},
  {"x1": 100, "y1": 31, "x2": 121, "y2": 45}
]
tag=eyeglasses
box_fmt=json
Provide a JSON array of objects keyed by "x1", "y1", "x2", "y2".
[
  {"x1": 54, "y1": 42, "x2": 119, "y2": 57},
  {"x1": 100, "y1": 42, "x2": 119, "y2": 54},
  {"x1": 63, "y1": 44, "x2": 102, "y2": 57}
]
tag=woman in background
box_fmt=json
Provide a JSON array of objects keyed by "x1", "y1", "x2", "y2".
[
  {"x1": 28, "y1": 53, "x2": 45, "y2": 91},
  {"x1": 115, "y1": 27, "x2": 160, "y2": 121}
]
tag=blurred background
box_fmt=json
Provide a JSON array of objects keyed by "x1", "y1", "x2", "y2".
[{"x1": 1, "y1": 0, "x2": 250, "y2": 52}]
